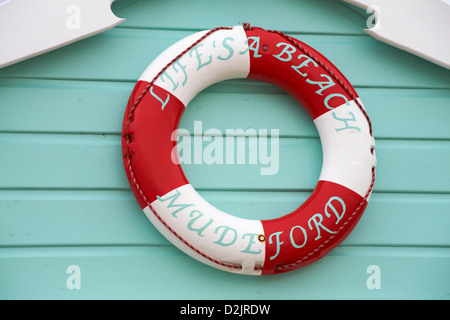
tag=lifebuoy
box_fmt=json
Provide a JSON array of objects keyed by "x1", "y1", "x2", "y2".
[{"x1": 122, "y1": 24, "x2": 376, "y2": 275}]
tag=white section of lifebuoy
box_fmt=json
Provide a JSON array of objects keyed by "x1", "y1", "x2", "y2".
[
  {"x1": 145, "y1": 183, "x2": 265, "y2": 275},
  {"x1": 139, "y1": 26, "x2": 250, "y2": 107},
  {"x1": 314, "y1": 99, "x2": 376, "y2": 198}
]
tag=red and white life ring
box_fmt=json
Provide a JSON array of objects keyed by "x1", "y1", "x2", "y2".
[{"x1": 122, "y1": 24, "x2": 376, "y2": 275}]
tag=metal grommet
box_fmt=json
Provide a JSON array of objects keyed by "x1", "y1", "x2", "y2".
[
  {"x1": 258, "y1": 234, "x2": 265, "y2": 242},
  {"x1": 262, "y1": 45, "x2": 269, "y2": 52}
]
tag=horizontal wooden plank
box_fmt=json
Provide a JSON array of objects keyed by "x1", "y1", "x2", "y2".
[
  {"x1": 111, "y1": 0, "x2": 366, "y2": 35},
  {"x1": 0, "y1": 79, "x2": 131, "y2": 135},
  {"x1": 0, "y1": 79, "x2": 449, "y2": 140},
  {"x1": 0, "y1": 190, "x2": 448, "y2": 247},
  {"x1": 1, "y1": 28, "x2": 449, "y2": 89},
  {"x1": 0, "y1": 133, "x2": 448, "y2": 193},
  {"x1": 0, "y1": 245, "x2": 448, "y2": 299},
  {"x1": 182, "y1": 139, "x2": 450, "y2": 194}
]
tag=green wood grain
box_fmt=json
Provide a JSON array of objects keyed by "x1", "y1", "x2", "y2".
[
  {"x1": 1, "y1": 29, "x2": 449, "y2": 88},
  {"x1": 111, "y1": 0, "x2": 368, "y2": 35},
  {"x1": 0, "y1": 190, "x2": 448, "y2": 247},
  {"x1": 0, "y1": 246, "x2": 448, "y2": 300},
  {"x1": 0, "y1": 133, "x2": 448, "y2": 193},
  {"x1": 1, "y1": 79, "x2": 449, "y2": 140}
]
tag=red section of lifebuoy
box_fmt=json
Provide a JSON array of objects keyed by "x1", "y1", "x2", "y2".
[
  {"x1": 244, "y1": 27, "x2": 359, "y2": 120},
  {"x1": 261, "y1": 181, "x2": 367, "y2": 274},
  {"x1": 122, "y1": 82, "x2": 188, "y2": 209}
]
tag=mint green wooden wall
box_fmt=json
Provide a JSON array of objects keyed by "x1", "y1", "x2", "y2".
[{"x1": 1, "y1": 0, "x2": 449, "y2": 299}]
